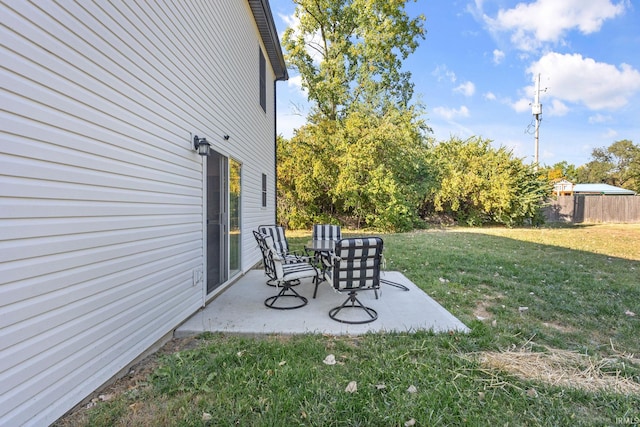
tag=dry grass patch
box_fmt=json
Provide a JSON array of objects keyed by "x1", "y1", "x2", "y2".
[
  {"x1": 542, "y1": 321, "x2": 576, "y2": 333},
  {"x1": 470, "y1": 344, "x2": 640, "y2": 395},
  {"x1": 473, "y1": 291, "x2": 506, "y2": 321},
  {"x1": 473, "y1": 301, "x2": 493, "y2": 320}
]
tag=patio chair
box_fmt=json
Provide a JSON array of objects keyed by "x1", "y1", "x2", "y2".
[
  {"x1": 254, "y1": 231, "x2": 319, "y2": 310},
  {"x1": 307, "y1": 224, "x2": 342, "y2": 295},
  {"x1": 257, "y1": 225, "x2": 308, "y2": 286},
  {"x1": 258, "y1": 225, "x2": 305, "y2": 262},
  {"x1": 324, "y1": 237, "x2": 384, "y2": 324},
  {"x1": 312, "y1": 224, "x2": 342, "y2": 241}
]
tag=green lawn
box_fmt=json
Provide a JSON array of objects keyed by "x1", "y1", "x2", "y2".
[{"x1": 57, "y1": 225, "x2": 640, "y2": 426}]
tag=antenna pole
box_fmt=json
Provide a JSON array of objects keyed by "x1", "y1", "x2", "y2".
[{"x1": 532, "y1": 73, "x2": 542, "y2": 170}]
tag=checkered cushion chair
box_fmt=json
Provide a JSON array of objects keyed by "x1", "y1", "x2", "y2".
[
  {"x1": 254, "y1": 231, "x2": 318, "y2": 310},
  {"x1": 312, "y1": 224, "x2": 342, "y2": 241},
  {"x1": 324, "y1": 237, "x2": 384, "y2": 324},
  {"x1": 258, "y1": 225, "x2": 305, "y2": 263},
  {"x1": 257, "y1": 225, "x2": 309, "y2": 286}
]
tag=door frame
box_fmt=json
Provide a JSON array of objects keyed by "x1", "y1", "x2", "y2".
[
  {"x1": 201, "y1": 149, "x2": 242, "y2": 304},
  {"x1": 206, "y1": 150, "x2": 228, "y2": 295}
]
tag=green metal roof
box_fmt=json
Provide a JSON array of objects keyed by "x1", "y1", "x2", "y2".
[{"x1": 573, "y1": 184, "x2": 636, "y2": 195}]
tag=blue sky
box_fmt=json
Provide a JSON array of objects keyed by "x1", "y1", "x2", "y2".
[{"x1": 269, "y1": 0, "x2": 640, "y2": 167}]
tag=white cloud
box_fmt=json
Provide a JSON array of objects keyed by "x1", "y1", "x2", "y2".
[
  {"x1": 432, "y1": 65, "x2": 457, "y2": 83},
  {"x1": 482, "y1": 0, "x2": 627, "y2": 51},
  {"x1": 602, "y1": 128, "x2": 618, "y2": 138},
  {"x1": 279, "y1": 12, "x2": 296, "y2": 28},
  {"x1": 433, "y1": 105, "x2": 470, "y2": 120},
  {"x1": 484, "y1": 92, "x2": 497, "y2": 101},
  {"x1": 492, "y1": 49, "x2": 505, "y2": 64},
  {"x1": 547, "y1": 99, "x2": 569, "y2": 116},
  {"x1": 287, "y1": 75, "x2": 306, "y2": 93},
  {"x1": 512, "y1": 97, "x2": 531, "y2": 113},
  {"x1": 588, "y1": 113, "x2": 612, "y2": 124},
  {"x1": 527, "y1": 52, "x2": 640, "y2": 110},
  {"x1": 454, "y1": 81, "x2": 476, "y2": 97}
]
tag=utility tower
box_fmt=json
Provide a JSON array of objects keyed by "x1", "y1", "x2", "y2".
[{"x1": 531, "y1": 73, "x2": 543, "y2": 168}]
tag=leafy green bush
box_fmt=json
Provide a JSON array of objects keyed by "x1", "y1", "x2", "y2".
[
  {"x1": 425, "y1": 136, "x2": 550, "y2": 226},
  {"x1": 277, "y1": 106, "x2": 434, "y2": 231}
]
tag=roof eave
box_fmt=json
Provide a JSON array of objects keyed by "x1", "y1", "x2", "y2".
[{"x1": 248, "y1": 0, "x2": 289, "y2": 81}]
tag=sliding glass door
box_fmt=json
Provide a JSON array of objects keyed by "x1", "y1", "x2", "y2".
[
  {"x1": 206, "y1": 152, "x2": 241, "y2": 294},
  {"x1": 206, "y1": 151, "x2": 226, "y2": 293},
  {"x1": 229, "y1": 159, "x2": 241, "y2": 278}
]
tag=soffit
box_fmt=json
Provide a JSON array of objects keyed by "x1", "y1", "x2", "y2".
[{"x1": 247, "y1": 0, "x2": 288, "y2": 81}]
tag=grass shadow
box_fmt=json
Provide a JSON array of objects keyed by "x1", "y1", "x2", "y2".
[{"x1": 378, "y1": 228, "x2": 639, "y2": 356}]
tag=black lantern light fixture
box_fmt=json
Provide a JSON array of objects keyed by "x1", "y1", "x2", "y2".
[{"x1": 193, "y1": 135, "x2": 211, "y2": 156}]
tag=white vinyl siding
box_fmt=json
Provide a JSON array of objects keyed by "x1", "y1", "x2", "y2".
[{"x1": 0, "y1": 1, "x2": 279, "y2": 425}]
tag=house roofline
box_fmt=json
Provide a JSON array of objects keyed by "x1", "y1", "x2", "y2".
[{"x1": 248, "y1": 0, "x2": 288, "y2": 81}]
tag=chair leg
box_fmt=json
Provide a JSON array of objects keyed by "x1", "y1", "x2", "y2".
[
  {"x1": 312, "y1": 275, "x2": 321, "y2": 299},
  {"x1": 380, "y1": 278, "x2": 410, "y2": 291},
  {"x1": 329, "y1": 291, "x2": 378, "y2": 324},
  {"x1": 265, "y1": 282, "x2": 308, "y2": 310},
  {"x1": 267, "y1": 278, "x2": 300, "y2": 287},
  {"x1": 312, "y1": 265, "x2": 327, "y2": 299}
]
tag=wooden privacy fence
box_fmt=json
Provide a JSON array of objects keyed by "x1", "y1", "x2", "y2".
[{"x1": 544, "y1": 195, "x2": 640, "y2": 223}]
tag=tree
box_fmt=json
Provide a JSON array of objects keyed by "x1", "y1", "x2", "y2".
[
  {"x1": 576, "y1": 140, "x2": 640, "y2": 192},
  {"x1": 332, "y1": 104, "x2": 433, "y2": 230},
  {"x1": 278, "y1": 0, "x2": 431, "y2": 231},
  {"x1": 540, "y1": 161, "x2": 578, "y2": 182},
  {"x1": 282, "y1": 0, "x2": 425, "y2": 121},
  {"x1": 277, "y1": 124, "x2": 341, "y2": 229},
  {"x1": 425, "y1": 137, "x2": 550, "y2": 226},
  {"x1": 277, "y1": 106, "x2": 434, "y2": 231}
]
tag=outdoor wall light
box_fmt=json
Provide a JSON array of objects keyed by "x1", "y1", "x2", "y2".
[{"x1": 193, "y1": 135, "x2": 211, "y2": 156}]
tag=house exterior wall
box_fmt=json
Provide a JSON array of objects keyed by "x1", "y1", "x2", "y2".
[{"x1": 0, "y1": 1, "x2": 281, "y2": 425}]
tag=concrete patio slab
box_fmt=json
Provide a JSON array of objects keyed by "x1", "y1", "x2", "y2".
[{"x1": 175, "y1": 270, "x2": 469, "y2": 337}]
